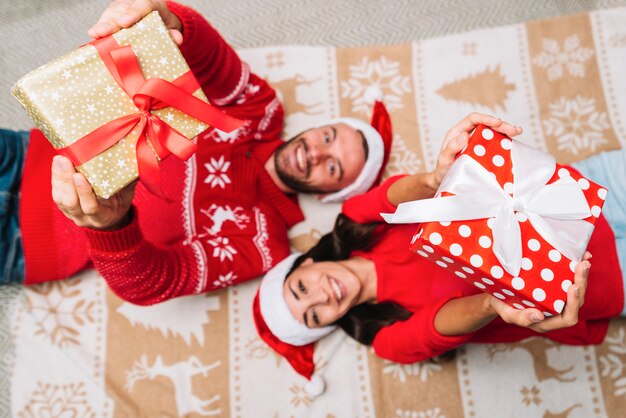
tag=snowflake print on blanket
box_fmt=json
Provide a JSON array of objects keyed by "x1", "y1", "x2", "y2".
[
  {"x1": 542, "y1": 95, "x2": 610, "y2": 154},
  {"x1": 533, "y1": 35, "x2": 594, "y2": 81}
]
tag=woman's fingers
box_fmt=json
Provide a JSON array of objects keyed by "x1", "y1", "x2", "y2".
[
  {"x1": 573, "y1": 259, "x2": 591, "y2": 307},
  {"x1": 490, "y1": 296, "x2": 545, "y2": 327},
  {"x1": 448, "y1": 113, "x2": 522, "y2": 140}
]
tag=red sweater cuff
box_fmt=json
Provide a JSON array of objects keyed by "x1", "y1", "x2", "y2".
[
  {"x1": 342, "y1": 174, "x2": 407, "y2": 224},
  {"x1": 85, "y1": 208, "x2": 142, "y2": 253}
]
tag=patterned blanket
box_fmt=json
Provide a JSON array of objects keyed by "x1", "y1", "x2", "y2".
[{"x1": 3, "y1": 7, "x2": 626, "y2": 418}]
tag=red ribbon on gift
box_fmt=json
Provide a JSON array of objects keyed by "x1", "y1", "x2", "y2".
[{"x1": 59, "y1": 36, "x2": 244, "y2": 195}]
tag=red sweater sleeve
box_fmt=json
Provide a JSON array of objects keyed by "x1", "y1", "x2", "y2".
[
  {"x1": 342, "y1": 175, "x2": 406, "y2": 223},
  {"x1": 373, "y1": 294, "x2": 474, "y2": 363},
  {"x1": 167, "y1": 1, "x2": 284, "y2": 141},
  {"x1": 84, "y1": 208, "x2": 290, "y2": 305},
  {"x1": 166, "y1": 1, "x2": 248, "y2": 104}
]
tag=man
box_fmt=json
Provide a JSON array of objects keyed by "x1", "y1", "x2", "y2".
[{"x1": 3, "y1": 0, "x2": 521, "y2": 306}]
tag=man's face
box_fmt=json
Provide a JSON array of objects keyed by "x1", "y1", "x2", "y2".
[{"x1": 274, "y1": 123, "x2": 367, "y2": 194}]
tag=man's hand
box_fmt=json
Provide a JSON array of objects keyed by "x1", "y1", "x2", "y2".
[
  {"x1": 489, "y1": 252, "x2": 592, "y2": 332},
  {"x1": 51, "y1": 155, "x2": 136, "y2": 230},
  {"x1": 434, "y1": 113, "x2": 523, "y2": 186},
  {"x1": 88, "y1": 0, "x2": 183, "y2": 45}
]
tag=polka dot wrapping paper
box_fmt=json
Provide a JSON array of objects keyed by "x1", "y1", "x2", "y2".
[
  {"x1": 408, "y1": 126, "x2": 608, "y2": 316},
  {"x1": 11, "y1": 12, "x2": 210, "y2": 198}
]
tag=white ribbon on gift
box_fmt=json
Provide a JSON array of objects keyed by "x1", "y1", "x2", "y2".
[{"x1": 381, "y1": 139, "x2": 593, "y2": 277}]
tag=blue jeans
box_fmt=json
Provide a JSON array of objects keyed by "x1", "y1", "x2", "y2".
[
  {"x1": 0, "y1": 128, "x2": 29, "y2": 285},
  {"x1": 571, "y1": 149, "x2": 626, "y2": 316}
]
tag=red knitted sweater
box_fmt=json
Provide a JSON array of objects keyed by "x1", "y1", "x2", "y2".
[
  {"x1": 19, "y1": 2, "x2": 304, "y2": 305},
  {"x1": 343, "y1": 175, "x2": 624, "y2": 364}
]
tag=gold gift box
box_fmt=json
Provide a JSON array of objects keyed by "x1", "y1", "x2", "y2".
[{"x1": 12, "y1": 12, "x2": 209, "y2": 198}]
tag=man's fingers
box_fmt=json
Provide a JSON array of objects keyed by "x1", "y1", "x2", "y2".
[
  {"x1": 169, "y1": 29, "x2": 183, "y2": 45},
  {"x1": 51, "y1": 156, "x2": 80, "y2": 211},
  {"x1": 88, "y1": 0, "x2": 155, "y2": 38},
  {"x1": 73, "y1": 173, "x2": 101, "y2": 216}
]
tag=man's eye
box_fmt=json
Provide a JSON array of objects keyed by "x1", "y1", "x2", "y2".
[
  {"x1": 298, "y1": 280, "x2": 306, "y2": 293},
  {"x1": 324, "y1": 133, "x2": 330, "y2": 143}
]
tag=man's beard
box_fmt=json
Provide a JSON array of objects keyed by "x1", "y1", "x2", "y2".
[{"x1": 274, "y1": 137, "x2": 327, "y2": 194}]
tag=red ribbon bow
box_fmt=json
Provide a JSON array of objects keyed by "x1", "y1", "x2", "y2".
[{"x1": 59, "y1": 36, "x2": 243, "y2": 195}]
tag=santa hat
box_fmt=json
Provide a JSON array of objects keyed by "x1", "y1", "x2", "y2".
[
  {"x1": 320, "y1": 86, "x2": 393, "y2": 203},
  {"x1": 253, "y1": 253, "x2": 337, "y2": 397}
]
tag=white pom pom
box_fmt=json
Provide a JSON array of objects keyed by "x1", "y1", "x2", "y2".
[
  {"x1": 304, "y1": 375, "x2": 326, "y2": 397},
  {"x1": 364, "y1": 86, "x2": 384, "y2": 104}
]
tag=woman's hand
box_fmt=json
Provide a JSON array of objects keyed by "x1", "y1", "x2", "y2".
[
  {"x1": 88, "y1": 0, "x2": 183, "y2": 45},
  {"x1": 434, "y1": 113, "x2": 523, "y2": 187},
  {"x1": 388, "y1": 113, "x2": 522, "y2": 206},
  {"x1": 489, "y1": 252, "x2": 592, "y2": 332},
  {"x1": 51, "y1": 155, "x2": 136, "y2": 230}
]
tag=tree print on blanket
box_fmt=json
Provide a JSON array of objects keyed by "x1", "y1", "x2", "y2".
[
  {"x1": 24, "y1": 278, "x2": 96, "y2": 348},
  {"x1": 542, "y1": 95, "x2": 610, "y2": 154},
  {"x1": 17, "y1": 382, "x2": 96, "y2": 418},
  {"x1": 340, "y1": 56, "x2": 411, "y2": 115},
  {"x1": 436, "y1": 65, "x2": 516, "y2": 112},
  {"x1": 532, "y1": 35, "x2": 594, "y2": 81}
]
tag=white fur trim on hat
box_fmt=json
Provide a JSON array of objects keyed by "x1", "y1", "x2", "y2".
[
  {"x1": 319, "y1": 117, "x2": 384, "y2": 203},
  {"x1": 259, "y1": 253, "x2": 337, "y2": 346}
]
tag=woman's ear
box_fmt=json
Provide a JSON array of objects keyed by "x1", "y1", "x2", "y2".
[{"x1": 302, "y1": 257, "x2": 314, "y2": 266}]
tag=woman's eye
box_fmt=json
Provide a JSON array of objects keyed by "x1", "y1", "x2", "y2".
[
  {"x1": 324, "y1": 133, "x2": 330, "y2": 143},
  {"x1": 328, "y1": 161, "x2": 336, "y2": 175},
  {"x1": 298, "y1": 280, "x2": 306, "y2": 293},
  {"x1": 312, "y1": 310, "x2": 320, "y2": 326}
]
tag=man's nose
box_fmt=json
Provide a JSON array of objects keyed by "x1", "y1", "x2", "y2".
[{"x1": 307, "y1": 143, "x2": 328, "y2": 165}]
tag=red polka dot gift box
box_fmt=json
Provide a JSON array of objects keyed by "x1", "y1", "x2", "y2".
[{"x1": 382, "y1": 125, "x2": 607, "y2": 316}]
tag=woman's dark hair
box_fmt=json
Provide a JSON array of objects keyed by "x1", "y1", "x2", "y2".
[{"x1": 287, "y1": 213, "x2": 412, "y2": 345}]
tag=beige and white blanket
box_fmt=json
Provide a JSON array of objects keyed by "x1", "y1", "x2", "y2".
[{"x1": 3, "y1": 7, "x2": 626, "y2": 418}]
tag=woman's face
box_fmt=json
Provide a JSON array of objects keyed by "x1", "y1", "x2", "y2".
[{"x1": 283, "y1": 258, "x2": 363, "y2": 328}]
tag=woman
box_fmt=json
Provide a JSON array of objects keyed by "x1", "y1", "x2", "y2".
[{"x1": 252, "y1": 119, "x2": 625, "y2": 391}]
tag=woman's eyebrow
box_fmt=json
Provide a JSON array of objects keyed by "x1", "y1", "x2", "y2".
[{"x1": 289, "y1": 285, "x2": 299, "y2": 301}]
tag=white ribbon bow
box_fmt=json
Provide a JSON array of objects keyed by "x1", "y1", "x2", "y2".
[{"x1": 381, "y1": 139, "x2": 593, "y2": 277}]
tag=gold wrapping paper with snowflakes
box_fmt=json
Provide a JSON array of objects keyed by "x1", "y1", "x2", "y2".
[{"x1": 12, "y1": 12, "x2": 224, "y2": 198}]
